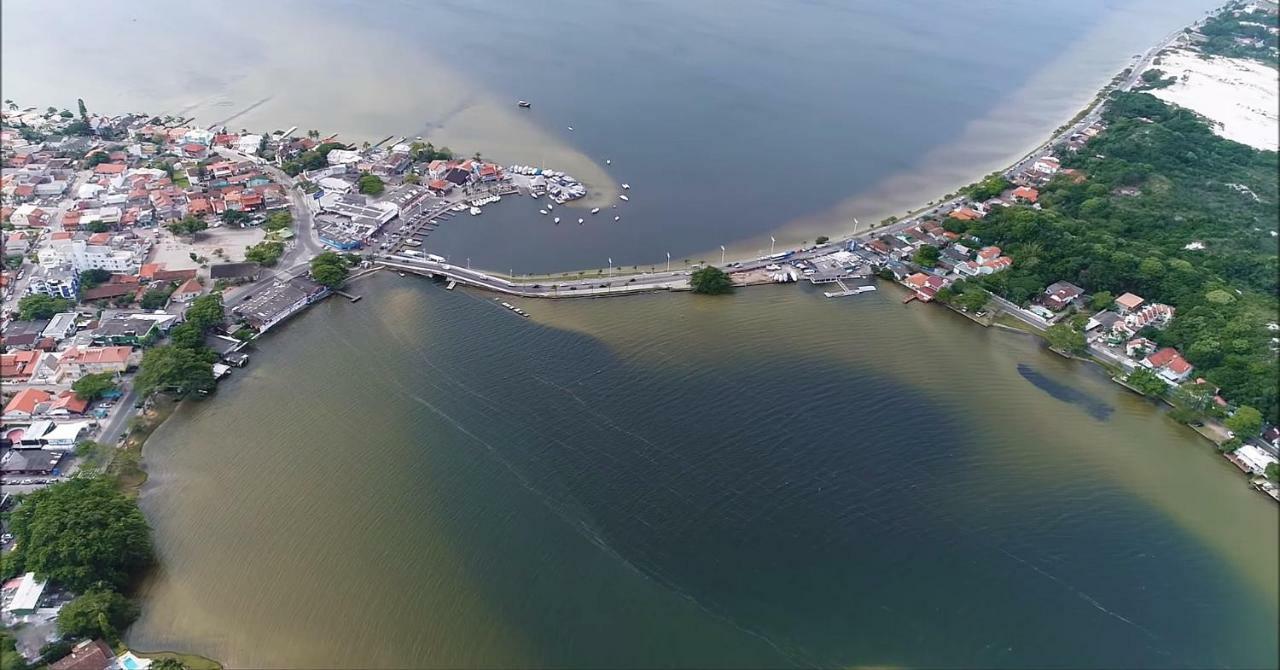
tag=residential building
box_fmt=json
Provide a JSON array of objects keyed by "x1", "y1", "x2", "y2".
[
  {"x1": 48, "y1": 639, "x2": 115, "y2": 670},
  {"x1": 1143, "y1": 347, "x2": 1194, "y2": 383},
  {"x1": 26, "y1": 265, "x2": 78, "y2": 299},
  {"x1": 1, "y1": 572, "x2": 46, "y2": 618},
  {"x1": 1114, "y1": 292, "x2": 1145, "y2": 314},
  {"x1": 40, "y1": 312, "x2": 79, "y2": 341},
  {"x1": 0, "y1": 450, "x2": 63, "y2": 477},
  {"x1": 1041, "y1": 281, "x2": 1084, "y2": 312},
  {"x1": 57, "y1": 345, "x2": 139, "y2": 379},
  {"x1": 209, "y1": 262, "x2": 261, "y2": 283}
]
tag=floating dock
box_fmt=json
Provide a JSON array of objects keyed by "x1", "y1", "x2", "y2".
[{"x1": 824, "y1": 279, "x2": 877, "y2": 298}]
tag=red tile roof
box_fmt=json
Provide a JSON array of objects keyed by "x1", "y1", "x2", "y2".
[
  {"x1": 94, "y1": 163, "x2": 127, "y2": 175},
  {"x1": 4, "y1": 388, "x2": 52, "y2": 415}
]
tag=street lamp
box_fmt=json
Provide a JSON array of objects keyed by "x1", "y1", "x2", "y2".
[
  {"x1": 666, "y1": 251, "x2": 671, "y2": 272},
  {"x1": 770, "y1": 236, "x2": 775, "y2": 255},
  {"x1": 720, "y1": 245, "x2": 726, "y2": 265}
]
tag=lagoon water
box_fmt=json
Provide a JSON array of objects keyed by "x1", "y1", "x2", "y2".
[
  {"x1": 4, "y1": 0, "x2": 1277, "y2": 666},
  {"x1": 128, "y1": 276, "x2": 1278, "y2": 667}
]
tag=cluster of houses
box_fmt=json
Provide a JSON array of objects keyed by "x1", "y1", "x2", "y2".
[
  {"x1": 852, "y1": 215, "x2": 1016, "y2": 302},
  {"x1": 3, "y1": 570, "x2": 153, "y2": 670}
]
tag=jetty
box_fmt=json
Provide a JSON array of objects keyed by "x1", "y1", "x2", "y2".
[{"x1": 824, "y1": 279, "x2": 877, "y2": 298}]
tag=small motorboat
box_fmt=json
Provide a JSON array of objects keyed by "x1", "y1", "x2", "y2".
[
  {"x1": 605, "y1": 159, "x2": 611, "y2": 165},
  {"x1": 518, "y1": 100, "x2": 531, "y2": 108},
  {"x1": 614, "y1": 216, "x2": 620, "y2": 221},
  {"x1": 577, "y1": 218, "x2": 584, "y2": 224},
  {"x1": 539, "y1": 209, "x2": 548, "y2": 215},
  {"x1": 470, "y1": 206, "x2": 482, "y2": 216},
  {"x1": 622, "y1": 183, "x2": 630, "y2": 189},
  {"x1": 554, "y1": 217, "x2": 560, "y2": 224},
  {"x1": 547, "y1": 202, "x2": 554, "y2": 209},
  {"x1": 567, "y1": 126, "x2": 574, "y2": 131},
  {"x1": 590, "y1": 207, "x2": 600, "y2": 215},
  {"x1": 619, "y1": 194, "x2": 629, "y2": 201}
]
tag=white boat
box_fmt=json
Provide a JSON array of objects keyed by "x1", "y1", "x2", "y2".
[
  {"x1": 622, "y1": 183, "x2": 630, "y2": 189},
  {"x1": 590, "y1": 207, "x2": 600, "y2": 214},
  {"x1": 452, "y1": 203, "x2": 467, "y2": 212},
  {"x1": 554, "y1": 217, "x2": 560, "y2": 224},
  {"x1": 470, "y1": 206, "x2": 482, "y2": 216},
  {"x1": 619, "y1": 194, "x2": 629, "y2": 201},
  {"x1": 605, "y1": 159, "x2": 611, "y2": 165},
  {"x1": 614, "y1": 216, "x2": 620, "y2": 221},
  {"x1": 518, "y1": 100, "x2": 531, "y2": 108},
  {"x1": 567, "y1": 126, "x2": 574, "y2": 131},
  {"x1": 547, "y1": 202, "x2": 554, "y2": 209},
  {"x1": 577, "y1": 218, "x2": 584, "y2": 224},
  {"x1": 539, "y1": 209, "x2": 548, "y2": 215}
]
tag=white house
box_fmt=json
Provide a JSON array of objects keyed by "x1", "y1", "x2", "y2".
[
  {"x1": 38, "y1": 239, "x2": 142, "y2": 274},
  {"x1": 325, "y1": 149, "x2": 362, "y2": 166},
  {"x1": 236, "y1": 134, "x2": 264, "y2": 155}
]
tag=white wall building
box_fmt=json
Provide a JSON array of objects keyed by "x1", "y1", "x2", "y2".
[{"x1": 38, "y1": 239, "x2": 142, "y2": 274}]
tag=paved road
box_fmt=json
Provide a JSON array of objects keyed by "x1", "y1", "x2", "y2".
[{"x1": 98, "y1": 381, "x2": 140, "y2": 447}]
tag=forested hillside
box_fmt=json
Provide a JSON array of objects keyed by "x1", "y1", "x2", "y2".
[{"x1": 948, "y1": 91, "x2": 1279, "y2": 420}]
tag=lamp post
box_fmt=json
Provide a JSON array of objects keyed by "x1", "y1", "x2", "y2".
[
  {"x1": 666, "y1": 251, "x2": 671, "y2": 273},
  {"x1": 770, "y1": 236, "x2": 776, "y2": 255},
  {"x1": 720, "y1": 245, "x2": 725, "y2": 265}
]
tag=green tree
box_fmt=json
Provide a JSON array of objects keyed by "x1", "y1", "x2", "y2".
[
  {"x1": 77, "y1": 97, "x2": 88, "y2": 120},
  {"x1": 1088, "y1": 291, "x2": 1114, "y2": 311},
  {"x1": 357, "y1": 173, "x2": 385, "y2": 195},
  {"x1": 1225, "y1": 405, "x2": 1263, "y2": 438},
  {"x1": 38, "y1": 640, "x2": 73, "y2": 666},
  {"x1": 913, "y1": 245, "x2": 941, "y2": 268},
  {"x1": 1125, "y1": 368, "x2": 1168, "y2": 397},
  {"x1": 135, "y1": 345, "x2": 216, "y2": 397},
  {"x1": 962, "y1": 174, "x2": 1012, "y2": 201},
  {"x1": 79, "y1": 268, "x2": 113, "y2": 290},
  {"x1": 689, "y1": 266, "x2": 734, "y2": 295},
  {"x1": 815, "y1": 235, "x2": 830, "y2": 245},
  {"x1": 18, "y1": 294, "x2": 73, "y2": 320},
  {"x1": 1265, "y1": 462, "x2": 1279, "y2": 483},
  {"x1": 71, "y1": 372, "x2": 118, "y2": 401},
  {"x1": 7, "y1": 477, "x2": 153, "y2": 591},
  {"x1": 184, "y1": 294, "x2": 226, "y2": 332},
  {"x1": 140, "y1": 285, "x2": 174, "y2": 310},
  {"x1": 1, "y1": 630, "x2": 27, "y2": 670},
  {"x1": 244, "y1": 241, "x2": 285, "y2": 267},
  {"x1": 309, "y1": 251, "x2": 350, "y2": 289},
  {"x1": 150, "y1": 659, "x2": 189, "y2": 670},
  {"x1": 404, "y1": 173, "x2": 421, "y2": 185},
  {"x1": 57, "y1": 589, "x2": 140, "y2": 643},
  {"x1": 263, "y1": 211, "x2": 292, "y2": 231},
  {"x1": 167, "y1": 215, "x2": 208, "y2": 237},
  {"x1": 956, "y1": 286, "x2": 990, "y2": 313},
  {"x1": 221, "y1": 209, "x2": 250, "y2": 227},
  {"x1": 167, "y1": 322, "x2": 204, "y2": 350},
  {"x1": 1045, "y1": 322, "x2": 1086, "y2": 354}
]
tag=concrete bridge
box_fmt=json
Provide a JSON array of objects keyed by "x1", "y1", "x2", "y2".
[{"x1": 375, "y1": 254, "x2": 691, "y2": 298}]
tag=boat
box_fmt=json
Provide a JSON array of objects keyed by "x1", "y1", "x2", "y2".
[
  {"x1": 622, "y1": 183, "x2": 630, "y2": 189},
  {"x1": 605, "y1": 159, "x2": 611, "y2": 165},
  {"x1": 591, "y1": 207, "x2": 600, "y2": 215},
  {"x1": 470, "y1": 206, "x2": 482, "y2": 216},
  {"x1": 539, "y1": 209, "x2": 548, "y2": 215},
  {"x1": 547, "y1": 202, "x2": 554, "y2": 209},
  {"x1": 567, "y1": 126, "x2": 574, "y2": 131},
  {"x1": 614, "y1": 216, "x2": 620, "y2": 221},
  {"x1": 553, "y1": 217, "x2": 560, "y2": 224},
  {"x1": 398, "y1": 272, "x2": 406, "y2": 277},
  {"x1": 619, "y1": 194, "x2": 629, "y2": 201},
  {"x1": 518, "y1": 100, "x2": 531, "y2": 108},
  {"x1": 577, "y1": 218, "x2": 584, "y2": 224}
]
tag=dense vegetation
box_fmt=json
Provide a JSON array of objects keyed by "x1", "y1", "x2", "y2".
[
  {"x1": 6, "y1": 477, "x2": 153, "y2": 591},
  {"x1": 1197, "y1": 5, "x2": 1280, "y2": 62},
  {"x1": 689, "y1": 266, "x2": 734, "y2": 294},
  {"x1": 281, "y1": 141, "x2": 348, "y2": 176},
  {"x1": 17, "y1": 294, "x2": 73, "y2": 320},
  {"x1": 244, "y1": 240, "x2": 285, "y2": 266},
  {"x1": 309, "y1": 251, "x2": 352, "y2": 288},
  {"x1": 357, "y1": 173, "x2": 385, "y2": 195},
  {"x1": 167, "y1": 214, "x2": 208, "y2": 237},
  {"x1": 945, "y1": 92, "x2": 1278, "y2": 420},
  {"x1": 71, "y1": 372, "x2": 118, "y2": 401},
  {"x1": 136, "y1": 294, "x2": 225, "y2": 397}
]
